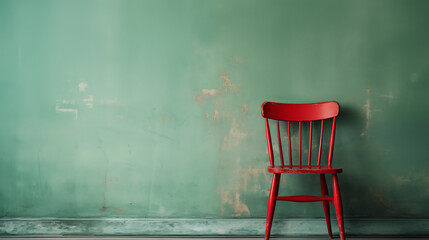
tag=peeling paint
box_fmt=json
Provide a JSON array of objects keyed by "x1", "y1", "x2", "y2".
[
  {"x1": 78, "y1": 82, "x2": 88, "y2": 92},
  {"x1": 202, "y1": 89, "x2": 218, "y2": 96},
  {"x1": 193, "y1": 89, "x2": 217, "y2": 106},
  {"x1": 232, "y1": 193, "x2": 250, "y2": 216},
  {"x1": 83, "y1": 95, "x2": 94, "y2": 102},
  {"x1": 221, "y1": 118, "x2": 248, "y2": 151},
  {"x1": 61, "y1": 99, "x2": 75, "y2": 104},
  {"x1": 55, "y1": 102, "x2": 78, "y2": 120},
  {"x1": 159, "y1": 206, "x2": 166, "y2": 215},
  {"x1": 100, "y1": 98, "x2": 119, "y2": 106},
  {"x1": 395, "y1": 176, "x2": 412, "y2": 183},
  {"x1": 240, "y1": 104, "x2": 248, "y2": 114},
  {"x1": 213, "y1": 110, "x2": 219, "y2": 122},
  {"x1": 379, "y1": 91, "x2": 395, "y2": 104},
  {"x1": 194, "y1": 71, "x2": 240, "y2": 123},
  {"x1": 84, "y1": 95, "x2": 94, "y2": 108},
  {"x1": 240, "y1": 166, "x2": 269, "y2": 193},
  {"x1": 219, "y1": 73, "x2": 238, "y2": 92},
  {"x1": 220, "y1": 191, "x2": 250, "y2": 216}
]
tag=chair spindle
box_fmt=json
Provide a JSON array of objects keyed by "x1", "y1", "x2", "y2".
[
  {"x1": 299, "y1": 121, "x2": 302, "y2": 168},
  {"x1": 317, "y1": 119, "x2": 324, "y2": 166},
  {"x1": 308, "y1": 121, "x2": 312, "y2": 167},
  {"x1": 277, "y1": 120, "x2": 284, "y2": 168},
  {"x1": 288, "y1": 121, "x2": 292, "y2": 168},
  {"x1": 328, "y1": 117, "x2": 336, "y2": 167},
  {"x1": 265, "y1": 118, "x2": 274, "y2": 167}
]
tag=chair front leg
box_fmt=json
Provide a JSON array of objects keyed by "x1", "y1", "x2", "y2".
[
  {"x1": 320, "y1": 174, "x2": 333, "y2": 238},
  {"x1": 265, "y1": 173, "x2": 280, "y2": 240},
  {"x1": 332, "y1": 173, "x2": 345, "y2": 240}
]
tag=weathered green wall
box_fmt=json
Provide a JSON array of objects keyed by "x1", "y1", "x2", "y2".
[{"x1": 1, "y1": 0, "x2": 429, "y2": 225}]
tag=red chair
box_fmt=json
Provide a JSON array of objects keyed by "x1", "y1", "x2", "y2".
[{"x1": 261, "y1": 101, "x2": 345, "y2": 240}]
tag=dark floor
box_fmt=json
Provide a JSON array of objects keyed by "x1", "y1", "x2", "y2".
[{"x1": 1, "y1": 237, "x2": 429, "y2": 240}]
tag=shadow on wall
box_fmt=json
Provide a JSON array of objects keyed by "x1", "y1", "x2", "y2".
[{"x1": 337, "y1": 104, "x2": 395, "y2": 218}]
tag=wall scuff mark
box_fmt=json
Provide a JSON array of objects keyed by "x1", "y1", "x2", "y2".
[{"x1": 361, "y1": 88, "x2": 371, "y2": 136}]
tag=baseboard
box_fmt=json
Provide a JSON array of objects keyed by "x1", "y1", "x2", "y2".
[{"x1": 1, "y1": 218, "x2": 428, "y2": 236}]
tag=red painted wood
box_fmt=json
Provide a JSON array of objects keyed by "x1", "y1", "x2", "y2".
[
  {"x1": 268, "y1": 165, "x2": 342, "y2": 174},
  {"x1": 277, "y1": 120, "x2": 284, "y2": 168},
  {"x1": 261, "y1": 101, "x2": 344, "y2": 240},
  {"x1": 333, "y1": 174, "x2": 345, "y2": 240},
  {"x1": 261, "y1": 101, "x2": 339, "y2": 121},
  {"x1": 276, "y1": 195, "x2": 333, "y2": 202},
  {"x1": 320, "y1": 174, "x2": 333, "y2": 239},
  {"x1": 288, "y1": 121, "x2": 292, "y2": 168},
  {"x1": 328, "y1": 117, "x2": 336, "y2": 167},
  {"x1": 308, "y1": 121, "x2": 313, "y2": 167},
  {"x1": 265, "y1": 174, "x2": 280, "y2": 240},
  {"x1": 265, "y1": 118, "x2": 274, "y2": 167},
  {"x1": 299, "y1": 121, "x2": 302, "y2": 168},
  {"x1": 317, "y1": 119, "x2": 324, "y2": 166}
]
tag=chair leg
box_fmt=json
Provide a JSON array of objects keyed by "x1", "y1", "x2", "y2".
[
  {"x1": 265, "y1": 173, "x2": 280, "y2": 240},
  {"x1": 320, "y1": 174, "x2": 333, "y2": 239},
  {"x1": 332, "y1": 174, "x2": 345, "y2": 240}
]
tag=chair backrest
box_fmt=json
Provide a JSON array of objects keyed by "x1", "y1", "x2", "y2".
[{"x1": 261, "y1": 101, "x2": 340, "y2": 168}]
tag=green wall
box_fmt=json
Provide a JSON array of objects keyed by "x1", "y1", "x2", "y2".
[{"x1": 1, "y1": 0, "x2": 429, "y2": 233}]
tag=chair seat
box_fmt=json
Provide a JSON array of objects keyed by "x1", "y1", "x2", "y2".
[{"x1": 268, "y1": 165, "x2": 342, "y2": 174}]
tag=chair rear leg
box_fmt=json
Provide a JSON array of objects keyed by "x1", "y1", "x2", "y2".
[
  {"x1": 265, "y1": 173, "x2": 280, "y2": 240},
  {"x1": 320, "y1": 174, "x2": 333, "y2": 239},
  {"x1": 332, "y1": 174, "x2": 345, "y2": 240}
]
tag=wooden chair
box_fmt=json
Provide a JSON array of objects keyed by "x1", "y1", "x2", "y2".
[{"x1": 261, "y1": 101, "x2": 345, "y2": 240}]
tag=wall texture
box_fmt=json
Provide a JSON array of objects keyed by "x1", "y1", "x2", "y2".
[{"x1": 1, "y1": 0, "x2": 429, "y2": 235}]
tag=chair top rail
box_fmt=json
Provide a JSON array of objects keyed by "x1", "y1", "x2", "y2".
[{"x1": 261, "y1": 101, "x2": 339, "y2": 121}]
